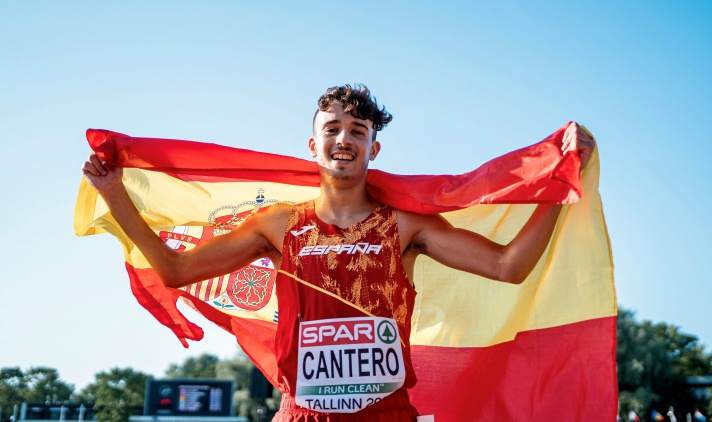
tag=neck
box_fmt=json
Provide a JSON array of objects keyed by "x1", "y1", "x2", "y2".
[{"x1": 314, "y1": 175, "x2": 377, "y2": 228}]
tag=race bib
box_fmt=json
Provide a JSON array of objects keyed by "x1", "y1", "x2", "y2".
[{"x1": 295, "y1": 316, "x2": 406, "y2": 413}]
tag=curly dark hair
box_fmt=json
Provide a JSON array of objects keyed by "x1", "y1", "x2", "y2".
[{"x1": 313, "y1": 84, "x2": 393, "y2": 140}]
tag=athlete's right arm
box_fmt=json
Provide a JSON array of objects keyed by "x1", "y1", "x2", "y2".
[{"x1": 82, "y1": 153, "x2": 288, "y2": 289}]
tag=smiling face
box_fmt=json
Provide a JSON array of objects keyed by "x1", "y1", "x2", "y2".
[{"x1": 309, "y1": 103, "x2": 381, "y2": 182}]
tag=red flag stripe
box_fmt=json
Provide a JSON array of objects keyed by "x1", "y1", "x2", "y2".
[{"x1": 409, "y1": 316, "x2": 618, "y2": 422}]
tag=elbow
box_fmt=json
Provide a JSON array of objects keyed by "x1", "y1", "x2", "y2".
[
  {"x1": 159, "y1": 273, "x2": 183, "y2": 289},
  {"x1": 506, "y1": 273, "x2": 527, "y2": 285},
  {"x1": 499, "y1": 271, "x2": 527, "y2": 285},
  {"x1": 496, "y1": 261, "x2": 529, "y2": 285},
  {"x1": 153, "y1": 252, "x2": 189, "y2": 289},
  {"x1": 495, "y1": 246, "x2": 538, "y2": 285},
  {"x1": 154, "y1": 267, "x2": 182, "y2": 289},
  {"x1": 158, "y1": 263, "x2": 196, "y2": 289}
]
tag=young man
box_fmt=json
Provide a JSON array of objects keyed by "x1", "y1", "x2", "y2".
[{"x1": 82, "y1": 84, "x2": 595, "y2": 421}]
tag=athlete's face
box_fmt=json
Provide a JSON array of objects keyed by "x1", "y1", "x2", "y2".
[{"x1": 309, "y1": 103, "x2": 381, "y2": 181}]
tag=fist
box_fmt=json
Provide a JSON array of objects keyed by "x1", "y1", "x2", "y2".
[
  {"x1": 82, "y1": 153, "x2": 123, "y2": 194},
  {"x1": 562, "y1": 122, "x2": 596, "y2": 169}
]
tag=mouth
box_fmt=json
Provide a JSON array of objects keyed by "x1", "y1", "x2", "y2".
[{"x1": 330, "y1": 151, "x2": 355, "y2": 162}]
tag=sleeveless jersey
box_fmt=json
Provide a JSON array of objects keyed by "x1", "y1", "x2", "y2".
[{"x1": 274, "y1": 200, "x2": 418, "y2": 397}]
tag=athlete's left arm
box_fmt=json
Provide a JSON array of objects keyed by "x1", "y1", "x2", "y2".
[
  {"x1": 400, "y1": 122, "x2": 595, "y2": 284},
  {"x1": 400, "y1": 205, "x2": 561, "y2": 284}
]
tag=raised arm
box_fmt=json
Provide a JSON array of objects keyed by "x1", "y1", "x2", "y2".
[
  {"x1": 400, "y1": 204, "x2": 562, "y2": 284},
  {"x1": 400, "y1": 122, "x2": 595, "y2": 284},
  {"x1": 81, "y1": 154, "x2": 289, "y2": 288}
]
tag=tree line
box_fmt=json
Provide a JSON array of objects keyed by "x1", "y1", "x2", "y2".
[
  {"x1": 0, "y1": 352, "x2": 279, "y2": 422},
  {"x1": 2, "y1": 307, "x2": 711, "y2": 422},
  {"x1": 617, "y1": 309, "x2": 711, "y2": 420}
]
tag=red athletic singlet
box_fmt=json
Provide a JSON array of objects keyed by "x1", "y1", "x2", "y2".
[{"x1": 273, "y1": 201, "x2": 418, "y2": 419}]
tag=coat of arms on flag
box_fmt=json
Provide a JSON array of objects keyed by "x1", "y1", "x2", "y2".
[{"x1": 158, "y1": 189, "x2": 288, "y2": 312}]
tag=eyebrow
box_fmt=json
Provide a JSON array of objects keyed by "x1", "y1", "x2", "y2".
[
  {"x1": 352, "y1": 121, "x2": 370, "y2": 130},
  {"x1": 322, "y1": 119, "x2": 370, "y2": 131}
]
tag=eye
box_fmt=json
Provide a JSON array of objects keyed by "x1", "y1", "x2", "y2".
[{"x1": 352, "y1": 129, "x2": 364, "y2": 136}]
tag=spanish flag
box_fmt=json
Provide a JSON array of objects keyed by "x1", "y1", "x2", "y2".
[{"x1": 74, "y1": 123, "x2": 616, "y2": 421}]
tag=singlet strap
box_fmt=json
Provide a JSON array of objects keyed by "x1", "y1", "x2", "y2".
[{"x1": 277, "y1": 269, "x2": 375, "y2": 317}]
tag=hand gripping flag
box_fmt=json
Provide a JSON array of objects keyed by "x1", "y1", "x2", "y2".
[{"x1": 74, "y1": 123, "x2": 616, "y2": 422}]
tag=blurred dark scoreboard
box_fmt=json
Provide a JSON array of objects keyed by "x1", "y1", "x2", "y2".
[{"x1": 145, "y1": 379, "x2": 235, "y2": 417}]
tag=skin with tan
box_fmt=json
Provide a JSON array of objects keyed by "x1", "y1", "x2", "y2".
[{"x1": 82, "y1": 104, "x2": 595, "y2": 288}]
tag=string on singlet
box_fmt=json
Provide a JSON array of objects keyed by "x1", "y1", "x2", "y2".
[{"x1": 279, "y1": 269, "x2": 406, "y2": 347}]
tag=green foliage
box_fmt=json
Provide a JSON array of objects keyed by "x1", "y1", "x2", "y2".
[
  {"x1": 0, "y1": 367, "x2": 26, "y2": 420},
  {"x1": 0, "y1": 367, "x2": 75, "y2": 422},
  {"x1": 21, "y1": 367, "x2": 75, "y2": 404},
  {"x1": 165, "y1": 353, "x2": 220, "y2": 379},
  {"x1": 80, "y1": 367, "x2": 150, "y2": 422},
  {"x1": 216, "y1": 352, "x2": 252, "y2": 390},
  {"x1": 617, "y1": 308, "x2": 712, "y2": 419}
]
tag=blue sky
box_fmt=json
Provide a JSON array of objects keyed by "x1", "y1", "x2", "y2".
[{"x1": 1, "y1": 1, "x2": 710, "y2": 390}]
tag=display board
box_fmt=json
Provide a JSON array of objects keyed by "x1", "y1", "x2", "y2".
[{"x1": 144, "y1": 379, "x2": 234, "y2": 417}]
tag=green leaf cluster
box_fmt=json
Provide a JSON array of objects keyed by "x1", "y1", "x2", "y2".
[
  {"x1": 0, "y1": 367, "x2": 75, "y2": 421},
  {"x1": 617, "y1": 308, "x2": 712, "y2": 420},
  {"x1": 78, "y1": 368, "x2": 150, "y2": 422}
]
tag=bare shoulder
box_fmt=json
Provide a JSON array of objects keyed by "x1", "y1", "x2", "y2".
[
  {"x1": 259, "y1": 201, "x2": 293, "y2": 220},
  {"x1": 254, "y1": 202, "x2": 292, "y2": 231},
  {"x1": 238, "y1": 201, "x2": 292, "y2": 252}
]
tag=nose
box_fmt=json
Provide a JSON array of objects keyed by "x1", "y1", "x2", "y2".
[{"x1": 335, "y1": 129, "x2": 353, "y2": 146}]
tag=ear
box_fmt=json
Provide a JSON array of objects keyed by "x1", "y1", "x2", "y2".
[
  {"x1": 308, "y1": 137, "x2": 317, "y2": 158},
  {"x1": 369, "y1": 140, "x2": 381, "y2": 161}
]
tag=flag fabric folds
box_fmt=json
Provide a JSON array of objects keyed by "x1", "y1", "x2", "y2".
[{"x1": 74, "y1": 123, "x2": 616, "y2": 422}]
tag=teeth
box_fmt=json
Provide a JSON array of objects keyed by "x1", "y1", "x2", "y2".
[{"x1": 332, "y1": 153, "x2": 353, "y2": 161}]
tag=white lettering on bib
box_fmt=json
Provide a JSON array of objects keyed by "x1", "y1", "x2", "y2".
[{"x1": 295, "y1": 316, "x2": 406, "y2": 413}]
